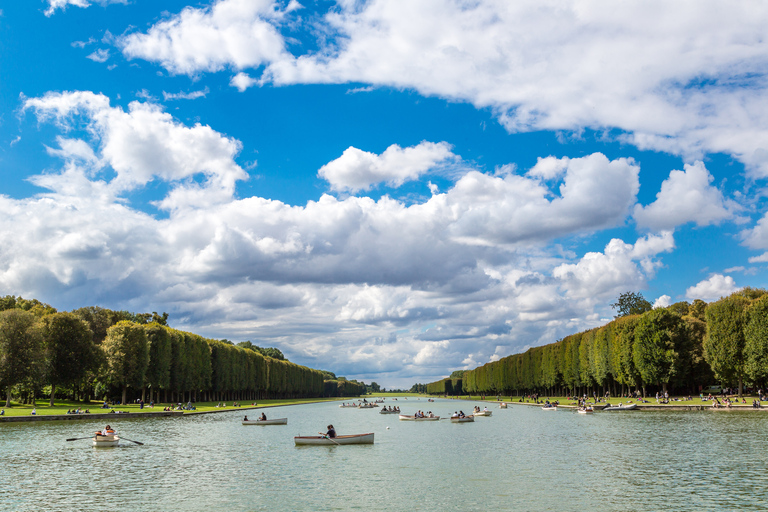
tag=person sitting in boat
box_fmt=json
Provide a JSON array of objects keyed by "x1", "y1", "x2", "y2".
[
  {"x1": 260, "y1": 413, "x2": 267, "y2": 421},
  {"x1": 458, "y1": 410, "x2": 465, "y2": 418},
  {"x1": 244, "y1": 415, "x2": 249, "y2": 421},
  {"x1": 326, "y1": 424, "x2": 336, "y2": 438},
  {"x1": 101, "y1": 425, "x2": 114, "y2": 436},
  {"x1": 483, "y1": 407, "x2": 489, "y2": 412}
]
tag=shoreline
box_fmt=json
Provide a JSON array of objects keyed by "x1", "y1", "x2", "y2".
[
  {"x1": 0, "y1": 398, "x2": 341, "y2": 423},
  {"x1": 479, "y1": 398, "x2": 768, "y2": 412}
]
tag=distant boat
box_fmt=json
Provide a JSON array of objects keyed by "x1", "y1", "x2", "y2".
[
  {"x1": 473, "y1": 410, "x2": 492, "y2": 416},
  {"x1": 242, "y1": 418, "x2": 287, "y2": 425},
  {"x1": 379, "y1": 409, "x2": 400, "y2": 414},
  {"x1": 450, "y1": 415, "x2": 474, "y2": 423},
  {"x1": 499, "y1": 402, "x2": 508, "y2": 409},
  {"x1": 294, "y1": 433, "x2": 374, "y2": 445},
  {"x1": 541, "y1": 406, "x2": 557, "y2": 411},
  {"x1": 398, "y1": 415, "x2": 440, "y2": 421},
  {"x1": 603, "y1": 403, "x2": 637, "y2": 411}
]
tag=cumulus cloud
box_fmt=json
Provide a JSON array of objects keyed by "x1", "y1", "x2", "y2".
[
  {"x1": 553, "y1": 232, "x2": 675, "y2": 300},
  {"x1": 119, "y1": 0, "x2": 295, "y2": 75},
  {"x1": 634, "y1": 161, "x2": 737, "y2": 230},
  {"x1": 45, "y1": 0, "x2": 126, "y2": 17},
  {"x1": 686, "y1": 274, "x2": 741, "y2": 302},
  {"x1": 9, "y1": 90, "x2": 676, "y2": 387},
  {"x1": 119, "y1": 1, "x2": 768, "y2": 176},
  {"x1": 23, "y1": 91, "x2": 246, "y2": 209},
  {"x1": 230, "y1": 72, "x2": 258, "y2": 92},
  {"x1": 162, "y1": 88, "x2": 209, "y2": 101},
  {"x1": 86, "y1": 49, "x2": 110, "y2": 63},
  {"x1": 318, "y1": 142, "x2": 457, "y2": 193},
  {"x1": 653, "y1": 295, "x2": 671, "y2": 308}
]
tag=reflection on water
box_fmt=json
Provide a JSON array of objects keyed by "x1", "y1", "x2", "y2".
[{"x1": 1, "y1": 401, "x2": 767, "y2": 511}]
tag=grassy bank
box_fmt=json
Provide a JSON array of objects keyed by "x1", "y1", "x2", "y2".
[
  {"x1": 441, "y1": 394, "x2": 765, "y2": 408},
  {"x1": 0, "y1": 397, "x2": 369, "y2": 417}
]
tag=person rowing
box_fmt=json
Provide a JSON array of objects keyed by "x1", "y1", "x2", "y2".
[
  {"x1": 100, "y1": 425, "x2": 115, "y2": 436},
  {"x1": 260, "y1": 412, "x2": 267, "y2": 421},
  {"x1": 325, "y1": 424, "x2": 336, "y2": 438}
]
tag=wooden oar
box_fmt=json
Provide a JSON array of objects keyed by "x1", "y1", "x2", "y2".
[
  {"x1": 120, "y1": 437, "x2": 144, "y2": 446},
  {"x1": 318, "y1": 432, "x2": 340, "y2": 445},
  {"x1": 66, "y1": 437, "x2": 94, "y2": 442}
]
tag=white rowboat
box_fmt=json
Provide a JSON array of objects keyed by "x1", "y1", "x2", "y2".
[
  {"x1": 541, "y1": 406, "x2": 557, "y2": 411},
  {"x1": 473, "y1": 410, "x2": 492, "y2": 416},
  {"x1": 398, "y1": 415, "x2": 440, "y2": 421},
  {"x1": 499, "y1": 403, "x2": 508, "y2": 409},
  {"x1": 242, "y1": 418, "x2": 287, "y2": 425},
  {"x1": 93, "y1": 434, "x2": 119, "y2": 447},
  {"x1": 450, "y1": 415, "x2": 474, "y2": 423},
  {"x1": 577, "y1": 408, "x2": 593, "y2": 414},
  {"x1": 603, "y1": 403, "x2": 637, "y2": 411},
  {"x1": 294, "y1": 433, "x2": 374, "y2": 445}
]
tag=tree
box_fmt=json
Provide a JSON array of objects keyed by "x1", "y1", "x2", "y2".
[
  {"x1": 704, "y1": 294, "x2": 750, "y2": 396},
  {"x1": 144, "y1": 323, "x2": 172, "y2": 403},
  {"x1": 42, "y1": 312, "x2": 96, "y2": 406},
  {"x1": 612, "y1": 292, "x2": 653, "y2": 318},
  {"x1": 449, "y1": 370, "x2": 466, "y2": 379},
  {"x1": 0, "y1": 309, "x2": 45, "y2": 407},
  {"x1": 744, "y1": 295, "x2": 768, "y2": 386},
  {"x1": 102, "y1": 321, "x2": 149, "y2": 405},
  {"x1": 633, "y1": 309, "x2": 686, "y2": 395},
  {"x1": 368, "y1": 381, "x2": 381, "y2": 393}
]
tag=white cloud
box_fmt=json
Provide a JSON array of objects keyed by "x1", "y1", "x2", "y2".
[
  {"x1": 119, "y1": 0, "x2": 292, "y2": 75},
  {"x1": 162, "y1": 88, "x2": 209, "y2": 101},
  {"x1": 748, "y1": 253, "x2": 768, "y2": 263},
  {"x1": 86, "y1": 49, "x2": 110, "y2": 63},
  {"x1": 121, "y1": 1, "x2": 768, "y2": 176},
  {"x1": 230, "y1": 72, "x2": 258, "y2": 92},
  {"x1": 553, "y1": 232, "x2": 675, "y2": 300},
  {"x1": 653, "y1": 295, "x2": 671, "y2": 308},
  {"x1": 23, "y1": 91, "x2": 246, "y2": 209},
  {"x1": 686, "y1": 274, "x2": 741, "y2": 302},
  {"x1": 634, "y1": 161, "x2": 737, "y2": 230},
  {"x1": 45, "y1": 0, "x2": 126, "y2": 17},
  {"x1": 318, "y1": 142, "x2": 457, "y2": 193}
]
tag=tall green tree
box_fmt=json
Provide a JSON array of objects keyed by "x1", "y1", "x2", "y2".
[
  {"x1": 144, "y1": 323, "x2": 172, "y2": 403},
  {"x1": 633, "y1": 309, "x2": 686, "y2": 395},
  {"x1": 744, "y1": 295, "x2": 768, "y2": 386},
  {"x1": 0, "y1": 309, "x2": 45, "y2": 407},
  {"x1": 704, "y1": 294, "x2": 750, "y2": 396},
  {"x1": 102, "y1": 321, "x2": 149, "y2": 405},
  {"x1": 42, "y1": 312, "x2": 96, "y2": 406},
  {"x1": 611, "y1": 292, "x2": 653, "y2": 318}
]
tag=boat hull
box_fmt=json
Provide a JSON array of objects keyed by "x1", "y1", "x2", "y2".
[
  {"x1": 93, "y1": 435, "x2": 119, "y2": 447},
  {"x1": 474, "y1": 411, "x2": 492, "y2": 416},
  {"x1": 398, "y1": 415, "x2": 440, "y2": 421},
  {"x1": 294, "y1": 433, "x2": 374, "y2": 445},
  {"x1": 603, "y1": 403, "x2": 637, "y2": 411},
  {"x1": 450, "y1": 416, "x2": 474, "y2": 423},
  {"x1": 541, "y1": 407, "x2": 557, "y2": 411},
  {"x1": 242, "y1": 418, "x2": 287, "y2": 425}
]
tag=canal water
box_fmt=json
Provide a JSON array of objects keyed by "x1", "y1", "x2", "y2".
[{"x1": 1, "y1": 399, "x2": 766, "y2": 511}]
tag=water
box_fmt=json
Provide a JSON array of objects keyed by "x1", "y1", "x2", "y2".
[{"x1": 1, "y1": 399, "x2": 767, "y2": 511}]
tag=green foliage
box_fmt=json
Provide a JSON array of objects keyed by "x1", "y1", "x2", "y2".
[
  {"x1": 668, "y1": 301, "x2": 690, "y2": 317},
  {"x1": 144, "y1": 323, "x2": 172, "y2": 391},
  {"x1": 449, "y1": 370, "x2": 466, "y2": 379},
  {"x1": 633, "y1": 309, "x2": 686, "y2": 389},
  {"x1": 704, "y1": 294, "x2": 749, "y2": 387},
  {"x1": 42, "y1": 312, "x2": 97, "y2": 389},
  {"x1": 0, "y1": 309, "x2": 45, "y2": 399},
  {"x1": 744, "y1": 295, "x2": 768, "y2": 384},
  {"x1": 611, "y1": 291, "x2": 652, "y2": 317},
  {"x1": 102, "y1": 321, "x2": 150, "y2": 399},
  {"x1": 237, "y1": 341, "x2": 285, "y2": 360}
]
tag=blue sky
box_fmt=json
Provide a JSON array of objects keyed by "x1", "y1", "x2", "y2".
[{"x1": 1, "y1": 0, "x2": 767, "y2": 388}]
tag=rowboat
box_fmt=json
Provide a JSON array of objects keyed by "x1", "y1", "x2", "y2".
[
  {"x1": 398, "y1": 415, "x2": 440, "y2": 421},
  {"x1": 93, "y1": 434, "x2": 120, "y2": 447},
  {"x1": 450, "y1": 415, "x2": 474, "y2": 423},
  {"x1": 473, "y1": 410, "x2": 492, "y2": 416},
  {"x1": 541, "y1": 406, "x2": 557, "y2": 411},
  {"x1": 358, "y1": 404, "x2": 377, "y2": 409},
  {"x1": 577, "y1": 408, "x2": 593, "y2": 414},
  {"x1": 242, "y1": 418, "x2": 287, "y2": 425},
  {"x1": 603, "y1": 403, "x2": 637, "y2": 411},
  {"x1": 339, "y1": 404, "x2": 360, "y2": 408},
  {"x1": 499, "y1": 402, "x2": 508, "y2": 409},
  {"x1": 294, "y1": 433, "x2": 374, "y2": 445},
  {"x1": 379, "y1": 409, "x2": 400, "y2": 414}
]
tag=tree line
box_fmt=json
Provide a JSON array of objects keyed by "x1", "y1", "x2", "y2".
[
  {"x1": 0, "y1": 297, "x2": 366, "y2": 407},
  {"x1": 426, "y1": 289, "x2": 768, "y2": 398}
]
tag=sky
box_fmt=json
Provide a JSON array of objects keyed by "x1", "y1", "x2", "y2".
[{"x1": 1, "y1": 1, "x2": 767, "y2": 388}]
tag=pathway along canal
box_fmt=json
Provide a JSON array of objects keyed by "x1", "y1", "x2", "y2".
[{"x1": 1, "y1": 399, "x2": 766, "y2": 511}]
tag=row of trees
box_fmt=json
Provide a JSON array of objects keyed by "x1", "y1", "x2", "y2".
[
  {"x1": 0, "y1": 297, "x2": 365, "y2": 406},
  {"x1": 426, "y1": 289, "x2": 768, "y2": 398}
]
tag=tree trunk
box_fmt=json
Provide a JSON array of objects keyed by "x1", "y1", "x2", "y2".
[
  {"x1": 141, "y1": 386, "x2": 146, "y2": 403},
  {"x1": 6, "y1": 387, "x2": 11, "y2": 408},
  {"x1": 739, "y1": 376, "x2": 743, "y2": 398},
  {"x1": 122, "y1": 385, "x2": 127, "y2": 406},
  {"x1": 50, "y1": 383, "x2": 56, "y2": 407}
]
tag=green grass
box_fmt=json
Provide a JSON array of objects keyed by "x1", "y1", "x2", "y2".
[
  {"x1": 445, "y1": 394, "x2": 761, "y2": 406},
  {"x1": 0, "y1": 396, "x2": 393, "y2": 417}
]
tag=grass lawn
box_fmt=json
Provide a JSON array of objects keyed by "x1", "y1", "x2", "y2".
[
  {"x1": 0, "y1": 396, "x2": 378, "y2": 417},
  {"x1": 449, "y1": 394, "x2": 762, "y2": 406}
]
